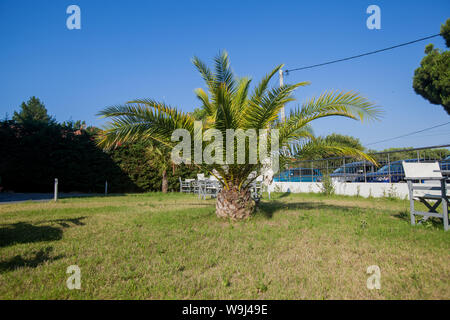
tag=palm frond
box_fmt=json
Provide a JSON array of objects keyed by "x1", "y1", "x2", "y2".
[
  {"x1": 278, "y1": 124, "x2": 315, "y2": 147},
  {"x1": 293, "y1": 91, "x2": 382, "y2": 124},
  {"x1": 192, "y1": 56, "x2": 215, "y2": 91},
  {"x1": 232, "y1": 77, "x2": 251, "y2": 126},
  {"x1": 249, "y1": 64, "x2": 284, "y2": 104},
  {"x1": 243, "y1": 82, "x2": 309, "y2": 129},
  {"x1": 213, "y1": 51, "x2": 236, "y2": 94},
  {"x1": 194, "y1": 88, "x2": 216, "y2": 118},
  {"x1": 97, "y1": 103, "x2": 194, "y2": 151},
  {"x1": 290, "y1": 139, "x2": 377, "y2": 165},
  {"x1": 214, "y1": 82, "x2": 236, "y2": 132}
]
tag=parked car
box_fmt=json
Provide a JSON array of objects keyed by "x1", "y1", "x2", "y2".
[
  {"x1": 330, "y1": 161, "x2": 375, "y2": 182},
  {"x1": 362, "y1": 159, "x2": 424, "y2": 183},
  {"x1": 439, "y1": 155, "x2": 450, "y2": 181},
  {"x1": 274, "y1": 168, "x2": 322, "y2": 182},
  {"x1": 440, "y1": 155, "x2": 450, "y2": 171}
]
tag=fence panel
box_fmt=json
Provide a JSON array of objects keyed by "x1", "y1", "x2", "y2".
[{"x1": 273, "y1": 144, "x2": 450, "y2": 184}]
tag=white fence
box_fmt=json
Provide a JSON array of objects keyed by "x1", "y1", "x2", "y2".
[{"x1": 268, "y1": 181, "x2": 410, "y2": 199}]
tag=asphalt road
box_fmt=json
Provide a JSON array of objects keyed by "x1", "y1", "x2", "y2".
[{"x1": 0, "y1": 193, "x2": 100, "y2": 204}]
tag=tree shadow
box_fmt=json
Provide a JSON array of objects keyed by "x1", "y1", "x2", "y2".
[
  {"x1": 256, "y1": 200, "x2": 358, "y2": 219},
  {"x1": 0, "y1": 247, "x2": 63, "y2": 273},
  {"x1": 268, "y1": 192, "x2": 291, "y2": 200},
  {"x1": 0, "y1": 223, "x2": 62, "y2": 248},
  {"x1": 256, "y1": 198, "x2": 447, "y2": 230},
  {"x1": 256, "y1": 201, "x2": 281, "y2": 219},
  {"x1": 44, "y1": 216, "x2": 86, "y2": 228},
  {"x1": 0, "y1": 217, "x2": 86, "y2": 247},
  {"x1": 392, "y1": 210, "x2": 412, "y2": 223}
]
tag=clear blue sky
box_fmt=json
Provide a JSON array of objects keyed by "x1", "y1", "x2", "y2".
[{"x1": 0, "y1": 0, "x2": 449, "y2": 150}]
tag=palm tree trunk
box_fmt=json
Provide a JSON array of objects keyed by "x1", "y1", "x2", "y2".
[
  {"x1": 162, "y1": 169, "x2": 168, "y2": 193},
  {"x1": 216, "y1": 184, "x2": 255, "y2": 220}
]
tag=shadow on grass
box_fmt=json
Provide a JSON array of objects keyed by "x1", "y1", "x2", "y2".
[
  {"x1": 393, "y1": 210, "x2": 446, "y2": 230},
  {"x1": 0, "y1": 217, "x2": 86, "y2": 247},
  {"x1": 45, "y1": 217, "x2": 86, "y2": 228},
  {"x1": 271, "y1": 192, "x2": 291, "y2": 200},
  {"x1": 0, "y1": 247, "x2": 63, "y2": 273},
  {"x1": 256, "y1": 200, "x2": 359, "y2": 219},
  {"x1": 0, "y1": 223, "x2": 63, "y2": 248},
  {"x1": 263, "y1": 200, "x2": 447, "y2": 230}
]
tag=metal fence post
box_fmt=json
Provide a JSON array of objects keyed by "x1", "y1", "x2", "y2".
[
  {"x1": 54, "y1": 178, "x2": 58, "y2": 202},
  {"x1": 343, "y1": 157, "x2": 346, "y2": 182},
  {"x1": 388, "y1": 154, "x2": 391, "y2": 183},
  {"x1": 364, "y1": 161, "x2": 367, "y2": 183},
  {"x1": 299, "y1": 162, "x2": 302, "y2": 182}
]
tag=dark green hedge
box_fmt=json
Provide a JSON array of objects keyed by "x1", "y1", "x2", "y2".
[
  {"x1": 109, "y1": 140, "x2": 197, "y2": 192},
  {"x1": 0, "y1": 121, "x2": 196, "y2": 193}
]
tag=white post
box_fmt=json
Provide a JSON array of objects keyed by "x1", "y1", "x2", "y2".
[
  {"x1": 105, "y1": 180, "x2": 108, "y2": 195},
  {"x1": 54, "y1": 178, "x2": 58, "y2": 202},
  {"x1": 279, "y1": 68, "x2": 285, "y2": 122}
]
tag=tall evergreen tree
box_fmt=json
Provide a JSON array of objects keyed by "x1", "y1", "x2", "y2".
[
  {"x1": 12, "y1": 96, "x2": 53, "y2": 124},
  {"x1": 413, "y1": 19, "x2": 450, "y2": 115}
]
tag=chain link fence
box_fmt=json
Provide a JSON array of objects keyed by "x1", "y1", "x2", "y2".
[{"x1": 274, "y1": 144, "x2": 450, "y2": 183}]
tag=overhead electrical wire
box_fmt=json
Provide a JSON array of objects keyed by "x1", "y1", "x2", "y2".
[
  {"x1": 282, "y1": 33, "x2": 448, "y2": 148},
  {"x1": 364, "y1": 121, "x2": 450, "y2": 147},
  {"x1": 285, "y1": 33, "x2": 442, "y2": 74}
]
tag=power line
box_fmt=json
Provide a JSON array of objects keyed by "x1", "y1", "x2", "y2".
[
  {"x1": 285, "y1": 33, "x2": 442, "y2": 74},
  {"x1": 415, "y1": 132, "x2": 450, "y2": 138},
  {"x1": 365, "y1": 121, "x2": 450, "y2": 147}
]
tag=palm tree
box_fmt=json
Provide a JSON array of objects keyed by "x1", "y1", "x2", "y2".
[
  {"x1": 144, "y1": 143, "x2": 172, "y2": 193},
  {"x1": 97, "y1": 51, "x2": 381, "y2": 220}
]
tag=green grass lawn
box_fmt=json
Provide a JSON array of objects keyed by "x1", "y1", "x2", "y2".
[{"x1": 0, "y1": 192, "x2": 449, "y2": 299}]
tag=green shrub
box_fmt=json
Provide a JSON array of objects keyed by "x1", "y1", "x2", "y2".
[{"x1": 320, "y1": 174, "x2": 335, "y2": 196}]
